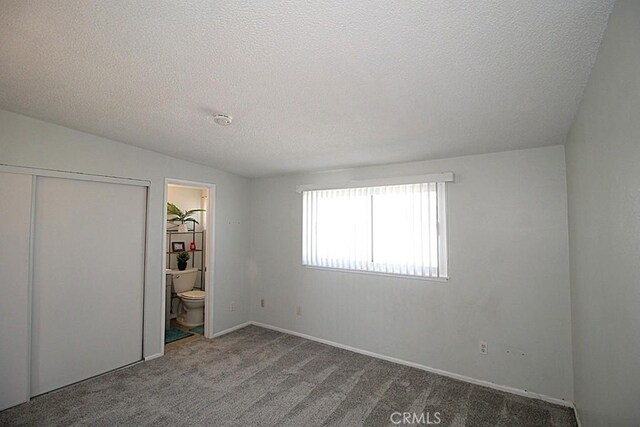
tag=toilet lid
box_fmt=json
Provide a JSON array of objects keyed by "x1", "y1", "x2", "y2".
[{"x1": 179, "y1": 290, "x2": 205, "y2": 300}]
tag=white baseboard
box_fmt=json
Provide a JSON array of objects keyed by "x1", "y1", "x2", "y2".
[
  {"x1": 250, "y1": 321, "x2": 572, "y2": 408},
  {"x1": 144, "y1": 353, "x2": 163, "y2": 361},
  {"x1": 213, "y1": 321, "x2": 252, "y2": 338},
  {"x1": 573, "y1": 404, "x2": 582, "y2": 427}
]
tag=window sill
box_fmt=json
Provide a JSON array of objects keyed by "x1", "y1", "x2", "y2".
[{"x1": 302, "y1": 265, "x2": 449, "y2": 282}]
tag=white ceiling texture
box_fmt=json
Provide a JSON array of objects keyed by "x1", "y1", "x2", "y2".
[{"x1": 0, "y1": 1, "x2": 615, "y2": 177}]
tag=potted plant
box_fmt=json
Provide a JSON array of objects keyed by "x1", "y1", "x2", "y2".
[
  {"x1": 176, "y1": 251, "x2": 190, "y2": 271},
  {"x1": 167, "y1": 203, "x2": 205, "y2": 232}
]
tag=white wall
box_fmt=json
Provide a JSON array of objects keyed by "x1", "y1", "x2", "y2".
[
  {"x1": 565, "y1": 1, "x2": 640, "y2": 425},
  {"x1": 249, "y1": 145, "x2": 574, "y2": 401},
  {"x1": 0, "y1": 109, "x2": 251, "y2": 357}
]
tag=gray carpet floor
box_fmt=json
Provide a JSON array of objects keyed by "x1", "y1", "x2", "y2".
[{"x1": 0, "y1": 325, "x2": 576, "y2": 426}]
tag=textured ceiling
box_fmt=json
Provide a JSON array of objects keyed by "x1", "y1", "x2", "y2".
[{"x1": 0, "y1": 1, "x2": 614, "y2": 177}]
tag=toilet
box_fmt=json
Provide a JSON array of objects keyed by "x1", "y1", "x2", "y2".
[{"x1": 168, "y1": 268, "x2": 205, "y2": 328}]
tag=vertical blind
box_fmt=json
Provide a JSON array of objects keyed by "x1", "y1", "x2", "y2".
[{"x1": 302, "y1": 182, "x2": 448, "y2": 278}]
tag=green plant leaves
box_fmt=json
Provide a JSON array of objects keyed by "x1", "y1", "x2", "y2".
[
  {"x1": 167, "y1": 202, "x2": 183, "y2": 217},
  {"x1": 176, "y1": 251, "x2": 190, "y2": 263},
  {"x1": 166, "y1": 203, "x2": 205, "y2": 224},
  {"x1": 184, "y1": 209, "x2": 205, "y2": 215}
]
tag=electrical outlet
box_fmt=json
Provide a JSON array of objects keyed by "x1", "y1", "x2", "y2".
[
  {"x1": 479, "y1": 340, "x2": 488, "y2": 355},
  {"x1": 260, "y1": 298, "x2": 265, "y2": 308},
  {"x1": 296, "y1": 305, "x2": 302, "y2": 316},
  {"x1": 229, "y1": 302, "x2": 235, "y2": 312}
]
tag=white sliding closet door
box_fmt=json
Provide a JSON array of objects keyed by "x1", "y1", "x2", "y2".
[
  {"x1": 0, "y1": 173, "x2": 33, "y2": 410},
  {"x1": 31, "y1": 177, "x2": 146, "y2": 396}
]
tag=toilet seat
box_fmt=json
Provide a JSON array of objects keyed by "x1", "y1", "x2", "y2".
[{"x1": 178, "y1": 290, "x2": 205, "y2": 300}]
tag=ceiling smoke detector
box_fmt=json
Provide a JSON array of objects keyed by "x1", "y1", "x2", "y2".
[{"x1": 213, "y1": 114, "x2": 232, "y2": 126}]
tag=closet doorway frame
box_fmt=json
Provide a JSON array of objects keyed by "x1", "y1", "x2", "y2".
[
  {"x1": 0, "y1": 163, "x2": 150, "y2": 404},
  {"x1": 162, "y1": 178, "x2": 216, "y2": 348}
]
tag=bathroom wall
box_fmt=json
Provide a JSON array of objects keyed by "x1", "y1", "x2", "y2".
[
  {"x1": 565, "y1": 1, "x2": 640, "y2": 424},
  {"x1": 248, "y1": 145, "x2": 574, "y2": 401},
  {"x1": 0, "y1": 109, "x2": 251, "y2": 358},
  {"x1": 167, "y1": 185, "x2": 207, "y2": 231}
]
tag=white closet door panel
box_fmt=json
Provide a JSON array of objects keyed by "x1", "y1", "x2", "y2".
[
  {"x1": 31, "y1": 177, "x2": 146, "y2": 396},
  {"x1": 0, "y1": 173, "x2": 33, "y2": 410}
]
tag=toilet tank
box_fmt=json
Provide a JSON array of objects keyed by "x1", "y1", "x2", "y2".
[{"x1": 168, "y1": 268, "x2": 198, "y2": 293}]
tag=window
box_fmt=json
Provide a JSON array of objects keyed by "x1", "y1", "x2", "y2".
[{"x1": 302, "y1": 181, "x2": 448, "y2": 279}]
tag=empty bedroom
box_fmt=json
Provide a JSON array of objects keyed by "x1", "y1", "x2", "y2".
[{"x1": 0, "y1": 1, "x2": 638, "y2": 426}]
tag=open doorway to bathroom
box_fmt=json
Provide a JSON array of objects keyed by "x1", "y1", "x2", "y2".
[{"x1": 163, "y1": 180, "x2": 215, "y2": 350}]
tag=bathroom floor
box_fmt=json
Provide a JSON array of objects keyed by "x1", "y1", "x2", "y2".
[{"x1": 164, "y1": 319, "x2": 204, "y2": 351}]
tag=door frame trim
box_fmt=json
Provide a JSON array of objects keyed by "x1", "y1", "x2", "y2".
[
  {"x1": 162, "y1": 178, "x2": 216, "y2": 350},
  {"x1": 0, "y1": 163, "x2": 150, "y2": 187}
]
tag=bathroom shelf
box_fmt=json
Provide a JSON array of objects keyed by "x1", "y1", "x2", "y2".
[{"x1": 166, "y1": 229, "x2": 206, "y2": 291}]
